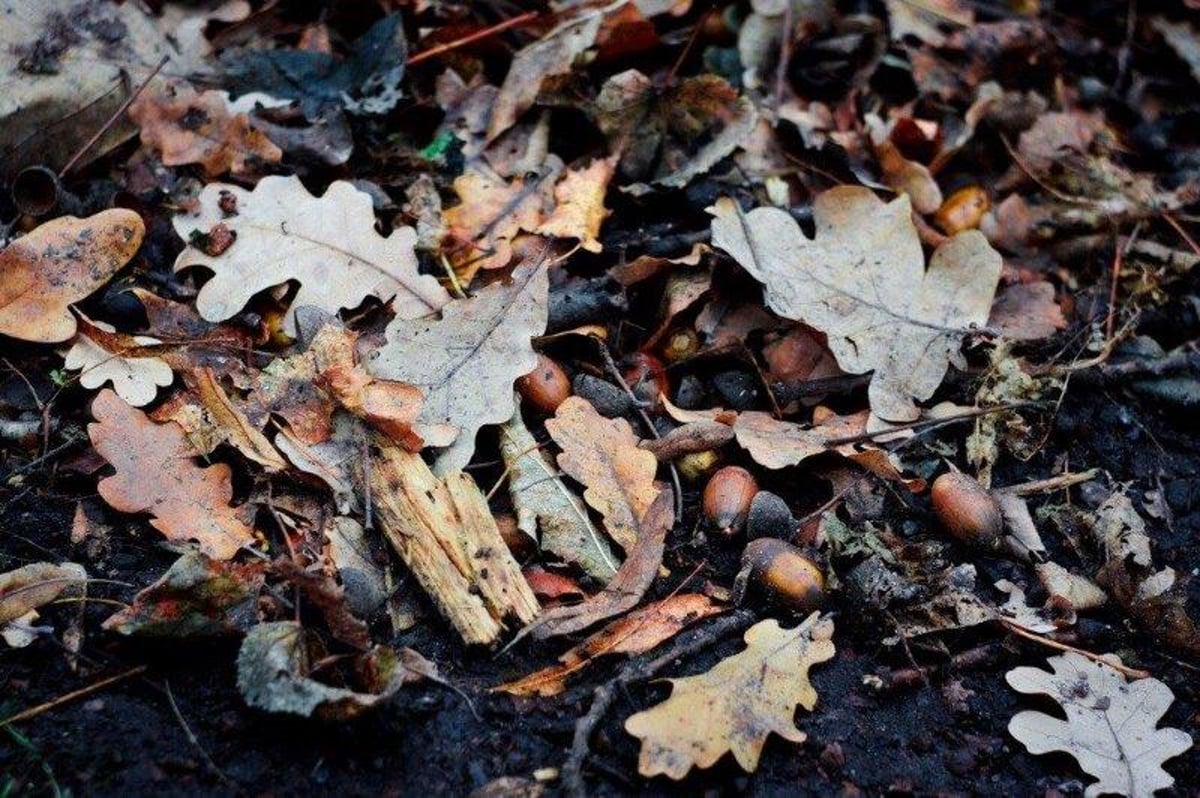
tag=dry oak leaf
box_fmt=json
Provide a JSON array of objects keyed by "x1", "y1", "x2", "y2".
[
  {"x1": 172, "y1": 176, "x2": 450, "y2": 335},
  {"x1": 496, "y1": 594, "x2": 720, "y2": 697},
  {"x1": 625, "y1": 613, "x2": 836, "y2": 779},
  {"x1": 500, "y1": 408, "x2": 619, "y2": 582},
  {"x1": 89, "y1": 389, "x2": 256, "y2": 560},
  {"x1": 63, "y1": 313, "x2": 173, "y2": 407},
  {"x1": 0, "y1": 210, "x2": 144, "y2": 343},
  {"x1": 710, "y1": 188, "x2": 1001, "y2": 422},
  {"x1": 544, "y1": 395, "x2": 660, "y2": 552},
  {"x1": 129, "y1": 79, "x2": 282, "y2": 176},
  {"x1": 1007, "y1": 653, "x2": 1192, "y2": 797},
  {"x1": 441, "y1": 165, "x2": 553, "y2": 279},
  {"x1": 367, "y1": 259, "x2": 549, "y2": 475},
  {"x1": 533, "y1": 155, "x2": 617, "y2": 253},
  {"x1": 1, "y1": 562, "x2": 88, "y2": 626}
]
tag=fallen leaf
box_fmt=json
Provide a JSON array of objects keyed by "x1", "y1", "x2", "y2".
[
  {"x1": 442, "y1": 165, "x2": 555, "y2": 278},
  {"x1": 272, "y1": 560, "x2": 370, "y2": 650},
  {"x1": 129, "y1": 79, "x2": 282, "y2": 176},
  {"x1": 524, "y1": 489, "x2": 674, "y2": 641},
  {"x1": 533, "y1": 155, "x2": 617, "y2": 253},
  {"x1": 884, "y1": 0, "x2": 972, "y2": 46},
  {"x1": 1007, "y1": 653, "x2": 1192, "y2": 797},
  {"x1": 102, "y1": 552, "x2": 264, "y2": 637},
  {"x1": 191, "y1": 367, "x2": 289, "y2": 471},
  {"x1": 496, "y1": 594, "x2": 720, "y2": 697},
  {"x1": 0, "y1": 562, "x2": 87, "y2": 626},
  {"x1": 0, "y1": 210, "x2": 144, "y2": 343},
  {"x1": 172, "y1": 176, "x2": 450, "y2": 335},
  {"x1": 89, "y1": 389, "x2": 256, "y2": 560},
  {"x1": 63, "y1": 313, "x2": 174, "y2": 407},
  {"x1": 324, "y1": 516, "x2": 390, "y2": 617},
  {"x1": 988, "y1": 282, "x2": 1067, "y2": 341},
  {"x1": 367, "y1": 259, "x2": 549, "y2": 475},
  {"x1": 500, "y1": 409, "x2": 620, "y2": 582},
  {"x1": 710, "y1": 188, "x2": 1002, "y2": 421},
  {"x1": 544, "y1": 396, "x2": 660, "y2": 552},
  {"x1": 625, "y1": 613, "x2": 836, "y2": 778},
  {"x1": 276, "y1": 415, "x2": 361, "y2": 514}
]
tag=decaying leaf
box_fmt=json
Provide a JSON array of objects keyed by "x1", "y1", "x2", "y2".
[
  {"x1": 89, "y1": 389, "x2": 256, "y2": 560},
  {"x1": 710, "y1": 188, "x2": 1002, "y2": 421},
  {"x1": 1007, "y1": 653, "x2": 1192, "y2": 797},
  {"x1": 103, "y1": 552, "x2": 264, "y2": 637},
  {"x1": 496, "y1": 594, "x2": 720, "y2": 697},
  {"x1": 191, "y1": 367, "x2": 288, "y2": 470},
  {"x1": 625, "y1": 613, "x2": 836, "y2": 779},
  {"x1": 523, "y1": 489, "x2": 674, "y2": 641},
  {"x1": 500, "y1": 409, "x2": 619, "y2": 581},
  {"x1": 367, "y1": 260, "x2": 549, "y2": 475},
  {"x1": 544, "y1": 396, "x2": 661, "y2": 552},
  {"x1": 63, "y1": 313, "x2": 173, "y2": 407},
  {"x1": 173, "y1": 176, "x2": 450, "y2": 335},
  {"x1": 0, "y1": 210, "x2": 144, "y2": 343},
  {"x1": 1, "y1": 562, "x2": 87, "y2": 626},
  {"x1": 236, "y1": 621, "x2": 410, "y2": 719},
  {"x1": 324, "y1": 516, "x2": 390, "y2": 617},
  {"x1": 129, "y1": 79, "x2": 282, "y2": 176}
]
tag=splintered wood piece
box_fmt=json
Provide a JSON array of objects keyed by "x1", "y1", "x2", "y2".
[{"x1": 369, "y1": 437, "x2": 538, "y2": 646}]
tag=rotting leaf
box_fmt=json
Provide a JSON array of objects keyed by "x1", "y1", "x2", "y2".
[
  {"x1": 103, "y1": 552, "x2": 264, "y2": 637},
  {"x1": 500, "y1": 409, "x2": 620, "y2": 581},
  {"x1": 496, "y1": 594, "x2": 720, "y2": 697},
  {"x1": 89, "y1": 389, "x2": 256, "y2": 560},
  {"x1": 710, "y1": 188, "x2": 1002, "y2": 422},
  {"x1": 172, "y1": 176, "x2": 450, "y2": 335},
  {"x1": 1007, "y1": 653, "x2": 1192, "y2": 797},
  {"x1": 625, "y1": 613, "x2": 836, "y2": 779},
  {"x1": 544, "y1": 396, "x2": 661, "y2": 552},
  {"x1": 0, "y1": 210, "x2": 144, "y2": 343},
  {"x1": 1, "y1": 562, "x2": 87, "y2": 626},
  {"x1": 367, "y1": 259, "x2": 549, "y2": 475}
]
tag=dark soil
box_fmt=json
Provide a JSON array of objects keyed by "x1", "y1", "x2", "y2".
[{"x1": 4, "y1": 359, "x2": 1199, "y2": 795}]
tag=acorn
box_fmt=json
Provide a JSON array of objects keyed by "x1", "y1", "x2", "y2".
[
  {"x1": 517, "y1": 354, "x2": 571, "y2": 414},
  {"x1": 622, "y1": 352, "x2": 669, "y2": 408},
  {"x1": 677, "y1": 449, "x2": 720, "y2": 481},
  {"x1": 746, "y1": 491, "x2": 797, "y2": 540},
  {"x1": 933, "y1": 186, "x2": 990, "y2": 235},
  {"x1": 703, "y1": 465, "x2": 759, "y2": 535},
  {"x1": 930, "y1": 471, "x2": 1003, "y2": 548},
  {"x1": 739, "y1": 538, "x2": 826, "y2": 613}
]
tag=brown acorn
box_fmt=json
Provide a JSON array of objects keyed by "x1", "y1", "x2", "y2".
[
  {"x1": 933, "y1": 186, "x2": 990, "y2": 235},
  {"x1": 740, "y1": 538, "x2": 825, "y2": 613},
  {"x1": 703, "y1": 465, "x2": 758, "y2": 535},
  {"x1": 930, "y1": 471, "x2": 1003, "y2": 548},
  {"x1": 517, "y1": 354, "x2": 571, "y2": 414}
]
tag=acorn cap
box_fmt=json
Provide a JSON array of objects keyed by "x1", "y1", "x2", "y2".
[{"x1": 746, "y1": 490, "x2": 797, "y2": 540}]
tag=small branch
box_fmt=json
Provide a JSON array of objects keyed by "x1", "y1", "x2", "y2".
[
  {"x1": 407, "y1": 11, "x2": 538, "y2": 66},
  {"x1": 1, "y1": 666, "x2": 148, "y2": 727},
  {"x1": 997, "y1": 469, "x2": 1100, "y2": 497},
  {"x1": 824, "y1": 402, "x2": 1043, "y2": 448},
  {"x1": 561, "y1": 609, "x2": 755, "y2": 797},
  {"x1": 1001, "y1": 620, "x2": 1151, "y2": 680}
]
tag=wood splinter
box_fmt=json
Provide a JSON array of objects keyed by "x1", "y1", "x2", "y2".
[{"x1": 369, "y1": 436, "x2": 538, "y2": 647}]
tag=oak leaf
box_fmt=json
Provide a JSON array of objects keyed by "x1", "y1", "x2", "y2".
[
  {"x1": 500, "y1": 409, "x2": 619, "y2": 581},
  {"x1": 496, "y1": 594, "x2": 719, "y2": 697},
  {"x1": 172, "y1": 176, "x2": 450, "y2": 335},
  {"x1": 367, "y1": 260, "x2": 549, "y2": 475},
  {"x1": 544, "y1": 396, "x2": 660, "y2": 552},
  {"x1": 129, "y1": 79, "x2": 282, "y2": 176},
  {"x1": 89, "y1": 389, "x2": 256, "y2": 560},
  {"x1": 63, "y1": 313, "x2": 173, "y2": 407},
  {"x1": 0, "y1": 210, "x2": 144, "y2": 343},
  {"x1": 710, "y1": 187, "x2": 1002, "y2": 421},
  {"x1": 625, "y1": 613, "x2": 836, "y2": 778},
  {"x1": 1007, "y1": 653, "x2": 1192, "y2": 797}
]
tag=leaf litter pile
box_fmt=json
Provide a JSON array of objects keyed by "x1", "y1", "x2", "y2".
[{"x1": 2, "y1": 1, "x2": 1200, "y2": 795}]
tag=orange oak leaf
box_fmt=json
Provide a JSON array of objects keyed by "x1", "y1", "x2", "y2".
[
  {"x1": 0, "y1": 210, "x2": 144, "y2": 343},
  {"x1": 129, "y1": 79, "x2": 282, "y2": 176},
  {"x1": 88, "y1": 389, "x2": 256, "y2": 560}
]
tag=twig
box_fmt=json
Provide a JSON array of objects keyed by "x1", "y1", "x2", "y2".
[
  {"x1": 164, "y1": 680, "x2": 232, "y2": 787},
  {"x1": 824, "y1": 402, "x2": 1043, "y2": 447},
  {"x1": 1000, "y1": 620, "x2": 1151, "y2": 680},
  {"x1": 1, "y1": 666, "x2": 148, "y2": 727},
  {"x1": 997, "y1": 468, "x2": 1100, "y2": 497},
  {"x1": 561, "y1": 608, "x2": 756, "y2": 797},
  {"x1": 59, "y1": 56, "x2": 169, "y2": 177},
  {"x1": 594, "y1": 341, "x2": 684, "y2": 521},
  {"x1": 407, "y1": 11, "x2": 538, "y2": 66}
]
